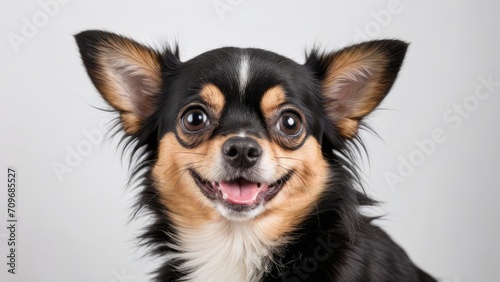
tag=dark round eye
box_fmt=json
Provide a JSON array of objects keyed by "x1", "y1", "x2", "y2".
[
  {"x1": 182, "y1": 108, "x2": 210, "y2": 132},
  {"x1": 277, "y1": 112, "x2": 302, "y2": 136}
]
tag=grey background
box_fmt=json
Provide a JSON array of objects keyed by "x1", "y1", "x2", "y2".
[{"x1": 1, "y1": 0, "x2": 499, "y2": 281}]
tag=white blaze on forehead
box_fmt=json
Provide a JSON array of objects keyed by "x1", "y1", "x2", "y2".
[{"x1": 238, "y1": 53, "x2": 250, "y2": 95}]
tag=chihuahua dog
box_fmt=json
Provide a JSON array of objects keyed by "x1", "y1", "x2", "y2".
[{"x1": 75, "y1": 30, "x2": 435, "y2": 282}]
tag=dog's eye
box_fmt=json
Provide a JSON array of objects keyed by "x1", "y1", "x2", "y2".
[
  {"x1": 182, "y1": 108, "x2": 210, "y2": 132},
  {"x1": 277, "y1": 112, "x2": 302, "y2": 136}
]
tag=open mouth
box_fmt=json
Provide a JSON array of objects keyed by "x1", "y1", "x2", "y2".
[{"x1": 190, "y1": 169, "x2": 293, "y2": 209}]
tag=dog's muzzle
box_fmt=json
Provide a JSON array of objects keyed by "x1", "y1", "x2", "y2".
[{"x1": 190, "y1": 136, "x2": 292, "y2": 212}]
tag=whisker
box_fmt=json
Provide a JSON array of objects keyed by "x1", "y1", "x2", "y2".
[
  {"x1": 276, "y1": 163, "x2": 321, "y2": 220},
  {"x1": 170, "y1": 151, "x2": 208, "y2": 156},
  {"x1": 274, "y1": 156, "x2": 305, "y2": 163}
]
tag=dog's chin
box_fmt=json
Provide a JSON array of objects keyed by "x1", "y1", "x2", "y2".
[
  {"x1": 215, "y1": 204, "x2": 266, "y2": 221},
  {"x1": 189, "y1": 169, "x2": 293, "y2": 221}
]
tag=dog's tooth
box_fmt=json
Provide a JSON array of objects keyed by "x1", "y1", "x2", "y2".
[
  {"x1": 213, "y1": 182, "x2": 221, "y2": 191},
  {"x1": 222, "y1": 192, "x2": 228, "y2": 200}
]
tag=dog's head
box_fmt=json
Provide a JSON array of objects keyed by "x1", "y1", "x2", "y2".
[{"x1": 75, "y1": 31, "x2": 407, "y2": 232}]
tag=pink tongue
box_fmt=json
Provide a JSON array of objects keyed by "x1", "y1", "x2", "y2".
[{"x1": 218, "y1": 180, "x2": 268, "y2": 205}]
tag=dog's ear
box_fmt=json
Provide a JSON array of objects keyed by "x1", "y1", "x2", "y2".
[
  {"x1": 75, "y1": 30, "x2": 164, "y2": 135},
  {"x1": 306, "y1": 40, "x2": 408, "y2": 139}
]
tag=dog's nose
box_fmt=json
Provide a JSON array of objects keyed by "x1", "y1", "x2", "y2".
[{"x1": 222, "y1": 137, "x2": 262, "y2": 169}]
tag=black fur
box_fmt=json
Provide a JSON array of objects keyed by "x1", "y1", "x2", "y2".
[{"x1": 75, "y1": 31, "x2": 436, "y2": 281}]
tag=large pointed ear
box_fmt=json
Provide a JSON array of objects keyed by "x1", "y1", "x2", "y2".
[
  {"x1": 306, "y1": 40, "x2": 408, "y2": 139},
  {"x1": 75, "y1": 30, "x2": 164, "y2": 135}
]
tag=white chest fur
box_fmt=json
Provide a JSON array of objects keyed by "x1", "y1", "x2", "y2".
[{"x1": 169, "y1": 221, "x2": 275, "y2": 282}]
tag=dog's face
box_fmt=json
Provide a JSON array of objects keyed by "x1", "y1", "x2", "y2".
[
  {"x1": 151, "y1": 47, "x2": 332, "y2": 223},
  {"x1": 75, "y1": 31, "x2": 407, "y2": 233}
]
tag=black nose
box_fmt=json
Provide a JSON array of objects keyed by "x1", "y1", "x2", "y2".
[{"x1": 222, "y1": 137, "x2": 262, "y2": 169}]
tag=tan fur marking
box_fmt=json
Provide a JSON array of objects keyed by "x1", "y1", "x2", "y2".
[
  {"x1": 337, "y1": 118, "x2": 360, "y2": 139},
  {"x1": 260, "y1": 86, "x2": 286, "y2": 118},
  {"x1": 260, "y1": 86, "x2": 306, "y2": 148},
  {"x1": 252, "y1": 136, "x2": 329, "y2": 240},
  {"x1": 96, "y1": 36, "x2": 162, "y2": 134},
  {"x1": 200, "y1": 84, "x2": 226, "y2": 115},
  {"x1": 153, "y1": 132, "x2": 328, "y2": 243},
  {"x1": 323, "y1": 48, "x2": 388, "y2": 139},
  {"x1": 152, "y1": 133, "x2": 223, "y2": 228}
]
